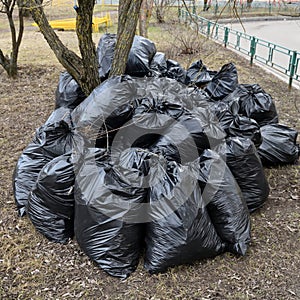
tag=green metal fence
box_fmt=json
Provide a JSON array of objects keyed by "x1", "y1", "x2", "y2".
[{"x1": 179, "y1": 8, "x2": 300, "y2": 88}]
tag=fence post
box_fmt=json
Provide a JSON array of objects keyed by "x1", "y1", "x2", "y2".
[
  {"x1": 224, "y1": 27, "x2": 229, "y2": 47},
  {"x1": 289, "y1": 51, "x2": 297, "y2": 88},
  {"x1": 207, "y1": 21, "x2": 211, "y2": 37},
  {"x1": 250, "y1": 37, "x2": 257, "y2": 65},
  {"x1": 215, "y1": 23, "x2": 219, "y2": 40}
]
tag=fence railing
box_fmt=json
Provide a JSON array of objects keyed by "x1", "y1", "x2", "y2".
[
  {"x1": 178, "y1": 8, "x2": 300, "y2": 88},
  {"x1": 201, "y1": 1, "x2": 300, "y2": 17}
]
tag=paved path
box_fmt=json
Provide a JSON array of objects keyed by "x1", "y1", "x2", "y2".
[
  {"x1": 219, "y1": 18, "x2": 300, "y2": 88},
  {"x1": 227, "y1": 19, "x2": 300, "y2": 51}
]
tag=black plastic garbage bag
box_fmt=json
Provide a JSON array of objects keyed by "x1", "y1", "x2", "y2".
[
  {"x1": 226, "y1": 115, "x2": 262, "y2": 148},
  {"x1": 224, "y1": 84, "x2": 278, "y2": 126},
  {"x1": 196, "y1": 150, "x2": 251, "y2": 255},
  {"x1": 97, "y1": 34, "x2": 156, "y2": 79},
  {"x1": 109, "y1": 97, "x2": 225, "y2": 164},
  {"x1": 13, "y1": 130, "x2": 52, "y2": 217},
  {"x1": 27, "y1": 153, "x2": 75, "y2": 244},
  {"x1": 208, "y1": 101, "x2": 262, "y2": 147},
  {"x1": 144, "y1": 159, "x2": 225, "y2": 274},
  {"x1": 222, "y1": 137, "x2": 269, "y2": 212},
  {"x1": 71, "y1": 76, "x2": 177, "y2": 133},
  {"x1": 55, "y1": 71, "x2": 86, "y2": 109},
  {"x1": 125, "y1": 35, "x2": 157, "y2": 77},
  {"x1": 74, "y1": 148, "x2": 148, "y2": 278},
  {"x1": 186, "y1": 60, "x2": 216, "y2": 87},
  {"x1": 207, "y1": 100, "x2": 238, "y2": 131},
  {"x1": 97, "y1": 33, "x2": 116, "y2": 80},
  {"x1": 96, "y1": 101, "x2": 135, "y2": 148},
  {"x1": 149, "y1": 51, "x2": 168, "y2": 77},
  {"x1": 258, "y1": 124, "x2": 299, "y2": 165},
  {"x1": 44, "y1": 107, "x2": 73, "y2": 126},
  {"x1": 40, "y1": 122, "x2": 74, "y2": 158},
  {"x1": 133, "y1": 98, "x2": 210, "y2": 154},
  {"x1": 149, "y1": 135, "x2": 181, "y2": 163},
  {"x1": 188, "y1": 86, "x2": 211, "y2": 103},
  {"x1": 72, "y1": 76, "x2": 136, "y2": 150},
  {"x1": 166, "y1": 59, "x2": 187, "y2": 84},
  {"x1": 71, "y1": 75, "x2": 132, "y2": 128},
  {"x1": 13, "y1": 108, "x2": 74, "y2": 216},
  {"x1": 205, "y1": 63, "x2": 238, "y2": 100},
  {"x1": 72, "y1": 77, "x2": 225, "y2": 161}
]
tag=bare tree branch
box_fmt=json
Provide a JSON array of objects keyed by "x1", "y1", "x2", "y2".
[{"x1": 24, "y1": 0, "x2": 85, "y2": 88}]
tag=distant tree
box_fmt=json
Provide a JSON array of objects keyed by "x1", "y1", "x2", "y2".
[
  {"x1": 139, "y1": 0, "x2": 154, "y2": 37},
  {"x1": 153, "y1": 0, "x2": 177, "y2": 23},
  {"x1": 0, "y1": 0, "x2": 25, "y2": 77},
  {"x1": 24, "y1": 0, "x2": 143, "y2": 95}
]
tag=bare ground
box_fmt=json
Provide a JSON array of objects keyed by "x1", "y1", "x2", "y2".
[{"x1": 0, "y1": 16, "x2": 300, "y2": 300}]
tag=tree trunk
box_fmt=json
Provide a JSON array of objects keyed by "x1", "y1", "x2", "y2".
[
  {"x1": 24, "y1": 0, "x2": 142, "y2": 94},
  {"x1": 76, "y1": 0, "x2": 101, "y2": 95},
  {"x1": 0, "y1": 49, "x2": 11, "y2": 75},
  {"x1": 0, "y1": 0, "x2": 25, "y2": 77},
  {"x1": 110, "y1": 0, "x2": 143, "y2": 76},
  {"x1": 7, "y1": 10, "x2": 18, "y2": 77},
  {"x1": 139, "y1": 0, "x2": 147, "y2": 37},
  {"x1": 156, "y1": 8, "x2": 165, "y2": 23},
  {"x1": 139, "y1": 0, "x2": 154, "y2": 38},
  {"x1": 155, "y1": 0, "x2": 165, "y2": 23},
  {"x1": 11, "y1": 0, "x2": 25, "y2": 76}
]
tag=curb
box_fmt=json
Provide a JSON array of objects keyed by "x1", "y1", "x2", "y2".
[{"x1": 212, "y1": 15, "x2": 300, "y2": 24}]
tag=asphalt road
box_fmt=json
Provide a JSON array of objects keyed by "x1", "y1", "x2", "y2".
[
  {"x1": 228, "y1": 19, "x2": 300, "y2": 51},
  {"x1": 221, "y1": 18, "x2": 300, "y2": 87}
]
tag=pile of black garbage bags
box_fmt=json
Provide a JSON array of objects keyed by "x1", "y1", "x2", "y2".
[{"x1": 13, "y1": 34, "x2": 299, "y2": 278}]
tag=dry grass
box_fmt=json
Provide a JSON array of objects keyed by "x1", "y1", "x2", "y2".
[{"x1": 0, "y1": 9, "x2": 300, "y2": 300}]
